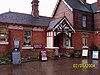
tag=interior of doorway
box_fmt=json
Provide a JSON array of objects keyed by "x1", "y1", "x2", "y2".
[{"x1": 54, "y1": 33, "x2": 70, "y2": 53}]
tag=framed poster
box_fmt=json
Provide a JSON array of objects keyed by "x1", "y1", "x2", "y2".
[
  {"x1": 40, "y1": 51, "x2": 47, "y2": 61},
  {"x1": 92, "y1": 51, "x2": 99, "y2": 59},
  {"x1": 14, "y1": 38, "x2": 20, "y2": 48},
  {"x1": 34, "y1": 44, "x2": 43, "y2": 49},
  {"x1": 82, "y1": 49, "x2": 88, "y2": 57}
]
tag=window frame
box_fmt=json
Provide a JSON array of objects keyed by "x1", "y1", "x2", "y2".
[
  {"x1": 0, "y1": 28, "x2": 8, "y2": 44},
  {"x1": 82, "y1": 33, "x2": 88, "y2": 47},
  {"x1": 23, "y1": 30, "x2": 32, "y2": 47},
  {"x1": 82, "y1": 37, "x2": 87, "y2": 46},
  {"x1": 82, "y1": 15, "x2": 87, "y2": 28}
]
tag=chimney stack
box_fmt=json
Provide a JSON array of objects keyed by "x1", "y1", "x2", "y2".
[
  {"x1": 97, "y1": 0, "x2": 100, "y2": 10},
  {"x1": 31, "y1": 0, "x2": 39, "y2": 16}
]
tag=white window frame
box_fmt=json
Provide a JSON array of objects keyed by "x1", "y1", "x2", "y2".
[
  {"x1": 23, "y1": 30, "x2": 32, "y2": 47},
  {"x1": 82, "y1": 37, "x2": 87, "y2": 46},
  {"x1": 82, "y1": 16, "x2": 87, "y2": 28},
  {"x1": 65, "y1": 39, "x2": 71, "y2": 47}
]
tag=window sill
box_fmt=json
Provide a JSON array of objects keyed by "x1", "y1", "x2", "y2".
[
  {"x1": 0, "y1": 42, "x2": 9, "y2": 45},
  {"x1": 22, "y1": 47, "x2": 34, "y2": 50},
  {"x1": 45, "y1": 47, "x2": 59, "y2": 49},
  {"x1": 66, "y1": 47, "x2": 74, "y2": 49}
]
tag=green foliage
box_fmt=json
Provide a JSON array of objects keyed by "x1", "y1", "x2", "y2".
[
  {"x1": 74, "y1": 51, "x2": 81, "y2": 57},
  {"x1": 32, "y1": 53, "x2": 39, "y2": 59},
  {"x1": 0, "y1": 58, "x2": 11, "y2": 64},
  {"x1": 90, "y1": 44, "x2": 99, "y2": 51}
]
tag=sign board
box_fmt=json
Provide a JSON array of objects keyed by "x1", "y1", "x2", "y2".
[
  {"x1": 12, "y1": 50, "x2": 21, "y2": 64},
  {"x1": 40, "y1": 51, "x2": 47, "y2": 61},
  {"x1": 54, "y1": 49, "x2": 59, "y2": 56},
  {"x1": 92, "y1": 51, "x2": 99, "y2": 59},
  {"x1": 82, "y1": 50, "x2": 88, "y2": 57},
  {"x1": 14, "y1": 38, "x2": 20, "y2": 48},
  {"x1": 34, "y1": 44, "x2": 43, "y2": 49}
]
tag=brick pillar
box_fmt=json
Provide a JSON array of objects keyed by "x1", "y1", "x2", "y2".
[{"x1": 31, "y1": 0, "x2": 39, "y2": 16}]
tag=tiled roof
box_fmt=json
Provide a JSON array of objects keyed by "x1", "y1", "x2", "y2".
[
  {"x1": 48, "y1": 18, "x2": 62, "y2": 30},
  {"x1": 0, "y1": 12, "x2": 51, "y2": 26},
  {"x1": 65, "y1": 0, "x2": 93, "y2": 12}
]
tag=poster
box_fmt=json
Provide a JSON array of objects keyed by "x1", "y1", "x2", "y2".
[
  {"x1": 14, "y1": 39, "x2": 20, "y2": 48},
  {"x1": 82, "y1": 50, "x2": 88, "y2": 57},
  {"x1": 41, "y1": 51, "x2": 47, "y2": 61},
  {"x1": 92, "y1": 51, "x2": 99, "y2": 59}
]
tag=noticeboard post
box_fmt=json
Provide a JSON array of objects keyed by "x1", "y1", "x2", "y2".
[
  {"x1": 92, "y1": 51, "x2": 99, "y2": 59},
  {"x1": 12, "y1": 38, "x2": 21, "y2": 64},
  {"x1": 12, "y1": 48, "x2": 21, "y2": 64},
  {"x1": 40, "y1": 50, "x2": 48, "y2": 61}
]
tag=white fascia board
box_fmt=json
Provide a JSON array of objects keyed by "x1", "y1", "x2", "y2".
[
  {"x1": 63, "y1": 17, "x2": 75, "y2": 32},
  {"x1": 52, "y1": 0, "x2": 60, "y2": 17},
  {"x1": 53, "y1": 17, "x2": 75, "y2": 32},
  {"x1": 62, "y1": 0, "x2": 73, "y2": 11}
]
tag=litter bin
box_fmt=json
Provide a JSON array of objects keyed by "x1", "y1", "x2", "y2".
[{"x1": 12, "y1": 48, "x2": 21, "y2": 64}]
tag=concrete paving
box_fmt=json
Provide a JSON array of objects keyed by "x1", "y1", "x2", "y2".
[{"x1": 0, "y1": 58, "x2": 100, "y2": 75}]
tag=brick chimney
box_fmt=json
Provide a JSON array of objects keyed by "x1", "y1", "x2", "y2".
[
  {"x1": 97, "y1": 0, "x2": 100, "y2": 10},
  {"x1": 31, "y1": 0, "x2": 39, "y2": 16}
]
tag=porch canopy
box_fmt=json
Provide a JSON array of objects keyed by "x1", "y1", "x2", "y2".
[{"x1": 46, "y1": 16, "x2": 75, "y2": 49}]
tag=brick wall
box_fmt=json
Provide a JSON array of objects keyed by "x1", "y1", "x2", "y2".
[
  {"x1": 72, "y1": 31, "x2": 94, "y2": 50},
  {"x1": 53, "y1": 0, "x2": 73, "y2": 25},
  {"x1": 94, "y1": 32, "x2": 100, "y2": 49},
  {"x1": 8, "y1": 29, "x2": 23, "y2": 51},
  {"x1": 74, "y1": 10, "x2": 94, "y2": 31},
  {"x1": 72, "y1": 32, "x2": 82, "y2": 50},
  {"x1": 32, "y1": 31, "x2": 46, "y2": 50},
  {"x1": 94, "y1": 13, "x2": 100, "y2": 30}
]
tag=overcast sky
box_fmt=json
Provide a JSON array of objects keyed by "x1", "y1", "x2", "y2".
[{"x1": 0, "y1": 0, "x2": 97, "y2": 17}]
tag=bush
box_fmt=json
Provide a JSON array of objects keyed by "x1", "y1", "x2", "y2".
[{"x1": 90, "y1": 44, "x2": 99, "y2": 51}]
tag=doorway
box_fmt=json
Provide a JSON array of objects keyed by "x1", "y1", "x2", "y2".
[{"x1": 54, "y1": 33, "x2": 70, "y2": 53}]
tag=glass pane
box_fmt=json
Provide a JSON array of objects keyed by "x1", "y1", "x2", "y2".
[
  {"x1": 24, "y1": 30, "x2": 32, "y2": 47},
  {"x1": 0, "y1": 29, "x2": 7, "y2": 42},
  {"x1": 82, "y1": 16, "x2": 86, "y2": 27}
]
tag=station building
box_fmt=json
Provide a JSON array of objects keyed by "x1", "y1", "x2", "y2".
[{"x1": 0, "y1": 0, "x2": 100, "y2": 57}]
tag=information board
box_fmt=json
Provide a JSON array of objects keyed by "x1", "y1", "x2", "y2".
[
  {"x1": 14, "y1": 38, "x2": 20, "y2": 48},
  {"x1": 40, "y1": 51, "x2": 47, "y2": 61},
  {"x1": 92, "y1": 51, "x2": 99, "y2": 59},
  {"x1": 12, "y1": 51, "x2": 21, "y2": 64},
  {"x1": 82, "y1": 50, "x2": 88, "y2": 57}
]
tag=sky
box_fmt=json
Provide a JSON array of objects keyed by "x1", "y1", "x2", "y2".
[{"x1": 0, "y1": 0, "x2": 97, "y2": 17}]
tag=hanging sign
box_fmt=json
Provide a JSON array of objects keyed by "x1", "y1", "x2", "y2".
[
  {"x1": 92, "y1": 51, "x2": 99, "y2": 59},
  {"x1": 82, "y1": 49, "x2": 88, "y2": 57}
]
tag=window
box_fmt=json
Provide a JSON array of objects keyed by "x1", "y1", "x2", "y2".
[
  {"x1": 82, "y1": 38, "x2": 87, "y2": 46},
  {"x1": 82, "y1": 33, "x2": 87, "y2": 47},
  {"x1": 0, "y1": 29, "x2": 8, "y2": 42},
  {"x1": 24, "y1": 30, "x2": 32, "y2": 47},
  {"x1": 65, "y1": 39, "x2": 71, "y2": 47},
  {"x1": 82, "y1": 16, "x2": 87, "y2": 28}
]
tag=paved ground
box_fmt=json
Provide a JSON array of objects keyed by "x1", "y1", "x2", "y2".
[{"x1": 0, "y1": 58, "x2": 100, "y2": 75}]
